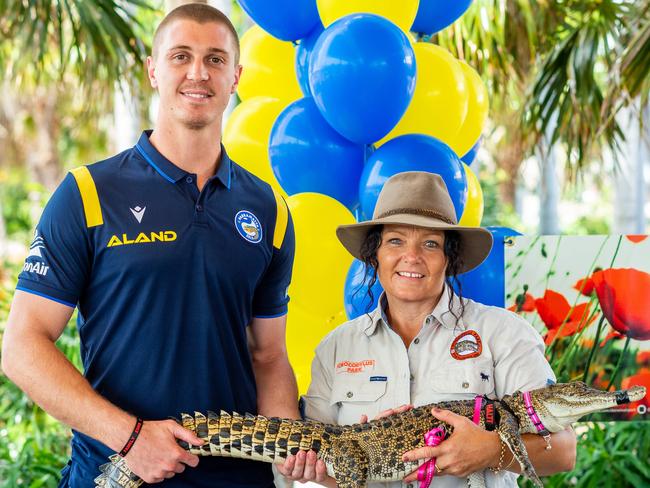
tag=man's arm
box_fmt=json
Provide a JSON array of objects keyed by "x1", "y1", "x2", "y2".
[
  {"x1": 1, "y1": 291, "x2": 202, "y2": 483},
  {"x1": 248, "y1": 315, "x2": 300, "y2": 419}
]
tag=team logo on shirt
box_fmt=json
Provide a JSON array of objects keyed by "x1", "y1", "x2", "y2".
[
  {"x1": 336, "y1": 359, "x2": 375, "y2": 374},
  {"x1": 22, "y1": 230, "x2": 50, "y2": 276},
  {"x1": 234, "y1": 210, "x2": 262, "y2": 244},
  {"x1": 450, "y1": 330, "x2": 482, "y2": 360}
]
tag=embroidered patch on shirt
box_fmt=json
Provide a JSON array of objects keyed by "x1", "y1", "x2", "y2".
[
  {"x1": 450, "y1": 330, "x2": 482, "y2": 360},
  {"x1": 336, "y1": 359, "x2": 375, "y2": 374},
  {"x1": 369, "y1": 376, "x2": 387, "y2": 382}
]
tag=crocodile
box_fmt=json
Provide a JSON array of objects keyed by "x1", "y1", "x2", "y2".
[{"x1": 94, "y1": 381, "x2": 645, "y2": 488}]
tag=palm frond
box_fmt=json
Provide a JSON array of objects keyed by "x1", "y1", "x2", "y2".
[{"x1": 1, "y1": 0, "x2": 158, "y2": 92}]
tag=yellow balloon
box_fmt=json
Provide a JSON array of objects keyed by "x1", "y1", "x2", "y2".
[
  {"x1": 447, "y1": 61, "x2": 489, "y2": 157},
  {"x1": 459, "y1": 163, "x2": 484, "y2": 227},
  {"x1": 287, "y1": 193, "x2": 355, "y2": 321},
  {"x1": 317, "y1": 0, "x2": 419, "y2": 33},
  {"x1": 286, "y1": 304, "x2": 346, "y2": 395},
  {"x1": 222, "y1": 96, "x2": 287, "y2": 195},
  {"x1": 238, "y1": 25, "x2": 302, "y2": 103},
  {"x1": 378, "y1": 43, "x2": 468, "y2": 147}
]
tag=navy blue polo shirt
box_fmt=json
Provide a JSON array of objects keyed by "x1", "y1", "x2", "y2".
[{"x1": 16, "y1": 131, "x2": 295, "y2": 487}]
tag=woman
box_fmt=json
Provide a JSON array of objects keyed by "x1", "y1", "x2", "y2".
[{"x1": 278, "y1": 171, "x2": 576, "y2": 487}]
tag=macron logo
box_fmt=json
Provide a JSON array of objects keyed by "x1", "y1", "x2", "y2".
[{"x1": 130, "y1": 206, "x2": 146, "y2": 223}]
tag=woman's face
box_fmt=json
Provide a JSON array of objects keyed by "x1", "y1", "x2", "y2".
[{"x1": 376, "y1": 225, "x2": 448, "y2": 305}]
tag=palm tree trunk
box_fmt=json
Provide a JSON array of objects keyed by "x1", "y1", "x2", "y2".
[
  {"x1": 613, "y1": 101, "x2": 648, "y2": 234},
  {"x1": 538, "y1": 116, "x2": 560, "y2": 234},
  {"x1": 27, "y1": 87, "x2": 62, "y2": 192}
]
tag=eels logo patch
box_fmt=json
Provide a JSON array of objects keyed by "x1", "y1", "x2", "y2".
[
  {"x1": 235, "y1": 210, "x2": 262, "y2": 244},
  {"x1": 450, "y1": 330, "x2": 482, "y2": 360}
]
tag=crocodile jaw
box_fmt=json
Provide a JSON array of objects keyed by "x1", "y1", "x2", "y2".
[{"x1": 518, "y1": 383, "x2": 646, "y2": 433}]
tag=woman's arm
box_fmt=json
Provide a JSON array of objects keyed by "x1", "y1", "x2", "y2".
[{"x1": 401, "y1": 410, "x2": 576, "y2": 481}]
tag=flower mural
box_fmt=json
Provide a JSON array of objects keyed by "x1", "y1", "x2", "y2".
[
  {"x1": 626, "y1": 235, "x2": 648, "y2": 243},
  {"x1": 507, "y1": 292, "x2": 535, "y2": 312},
  {"x1": 505, "y1": 235, "x2": 650, "y2": 421},
  {"x1": 534, "y1": 289, "x2": 594, "y2": 345},
  {"x1": 575, "y1": 268, "x2": 650, "y2": 341}
]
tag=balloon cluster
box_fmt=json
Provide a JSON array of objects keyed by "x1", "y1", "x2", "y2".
[{"x1": 227, "y1": 0, "x2": 515, "y2": 392}]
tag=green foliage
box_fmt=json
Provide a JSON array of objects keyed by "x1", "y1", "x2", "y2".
[
  {"x1": 478, "y1": 166, "x2": 526, "y2": 230},
  {"x1": 0, "y1": 260, "x2": 80, "y2": 487},
  {"x1": 520, "y1": 422, "x2": 650, "y2": 487},
  {"x1": 0, "y1": 170, "x2": 49, "y2": 239}
]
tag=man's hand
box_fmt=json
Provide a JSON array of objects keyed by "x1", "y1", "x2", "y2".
[
  {"x1": 402, "y1": 407, "x2": 501, "y2": 481},
  {"x1": 124, "y1": 419, "x2": 204, "y2": 483}
]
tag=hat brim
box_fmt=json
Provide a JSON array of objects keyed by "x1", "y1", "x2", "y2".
[{"x1": 336, "y1": 213, "x2": 494, "y2": 274}]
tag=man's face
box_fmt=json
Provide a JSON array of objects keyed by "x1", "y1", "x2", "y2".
[{"x1": 147, "y1": 19, "x2": 241, "y2": 131}]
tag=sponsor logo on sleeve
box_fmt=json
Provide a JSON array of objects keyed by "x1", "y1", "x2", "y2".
[{"x1": 23, "y1": 231, "x2": 50, "y2": 276}]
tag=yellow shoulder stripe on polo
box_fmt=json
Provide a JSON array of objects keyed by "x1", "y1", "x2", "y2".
[
  {"x1": 71, "y1": 166, "x2": 103, "y2": 227},
  {"x1": 272, "y1": 189, "x2": 288, "y2": 249}
]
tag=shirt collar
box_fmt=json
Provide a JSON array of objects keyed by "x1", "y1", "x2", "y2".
[
  {"x1": 134, "y1": 130, "x2": 232, "y2": 189},
  {"x1": 363, "y1": 285, "x2": 462, "y2": 337}
]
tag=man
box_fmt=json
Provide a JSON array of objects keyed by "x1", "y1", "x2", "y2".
[{"x1": 1, "y1": 4, "x2": 299, "y2": 487}]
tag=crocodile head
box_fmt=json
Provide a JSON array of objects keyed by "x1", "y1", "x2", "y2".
[{"x1": 504, "y1": 381, "x2": 646, "y2": 433}]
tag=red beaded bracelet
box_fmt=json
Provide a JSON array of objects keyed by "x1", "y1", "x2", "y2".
[{"x1": 119, "y1": 418, "x2": 143, "y2": 457}]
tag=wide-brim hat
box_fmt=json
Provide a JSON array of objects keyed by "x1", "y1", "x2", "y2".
[{"x1": 336, "y1": 171, "x2": 493, "y2": 274}]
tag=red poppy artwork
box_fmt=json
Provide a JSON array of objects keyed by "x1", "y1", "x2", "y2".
[
  {"x1": 507, "y1": 292, "x2": 535, "y2": 312},
  {"x1": 505, "y1": 235, "x2": 650, "y2": 421},
  {"x1": 576, "y1": 268, "x2": 650, "y2": 341},
  {"x1": 534, "y1": 290, "x2": 593, "y2": 344},
  {"x1": 626, "y1": 235, "x2": 648, "y2": 243}
]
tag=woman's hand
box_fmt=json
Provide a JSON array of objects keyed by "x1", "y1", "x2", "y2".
[
  {"x1": 402, "y1": 407, "x2": 502, "y2": 480},
  {"x1": 359, "y1": 404, "x2": 414, "y2": 424},
  {"x1": 276, "y1": 450, "x2": 329, "y2": 483}
]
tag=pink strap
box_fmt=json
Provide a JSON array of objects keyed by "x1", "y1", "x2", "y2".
[
  {"x1": 417, "y1": 428, "x2": 445, "y2": 488},
  {"x1": 473, "y1": 396, "x2": 483, "y2": 425},
  {"x1": 418, "y1": 398, "x2": 483, "y2": 488}
]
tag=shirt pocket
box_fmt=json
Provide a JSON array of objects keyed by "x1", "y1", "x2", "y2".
[
  {"x1": 428, "y1": 359, "x2": 496, "y2": 400},
  {"x1": 330, "y1": 377, "x2": 388, "y2": 425}
]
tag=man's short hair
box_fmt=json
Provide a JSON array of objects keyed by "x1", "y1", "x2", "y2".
[{"x1": 153, "y1": 3, "x2": 240, "y2": 65}]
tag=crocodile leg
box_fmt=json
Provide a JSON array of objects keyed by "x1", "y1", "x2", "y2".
[
  {"x1": 496, "y1": 404, "x2": 543, "y2": 488},
  {"x1": 331, "y1": 439, "x2": 368, "y2": 488}
]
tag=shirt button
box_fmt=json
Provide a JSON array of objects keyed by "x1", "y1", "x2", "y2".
[
  {"x1": 346, "y1": 391, "x2": 353, "y2": 398},
  {"x1": 409, "y1": 374, "x2": 415, "y2": 381},
  {"x1": 196, "y1": 204, "x2": 203, "y2": 212},
  {"x1": 462, "y1": 382, "x2": 470, "y2": 389},
  {"x1": 186, "y1": 176, "x2": 193, "y2": 183},
  {"x1": 426, "y1": 317, "x2": 431, "y2": 324},
  {"x1": 413, "y1": 338, "x2": 420, "y2": 344},
  {"x1": 407, "y1": 484, "x2": 413, "y2": 488}
]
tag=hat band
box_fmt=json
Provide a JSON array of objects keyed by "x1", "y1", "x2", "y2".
[{"x1": 376, "y1": 207, "x2": 456, "y2": 225}]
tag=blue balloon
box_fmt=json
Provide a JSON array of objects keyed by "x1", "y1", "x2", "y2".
[
  {"x1": 455, "y1": 226, "x2": 522, "y2": 307},
  {"x1": 295, "y1": 25, "x2": 323, "y2": 97},
  {"x1": 461, "y1": 138, "x2": 480, "y2": 166},
  {"x1": 270, "y1": 97, "x2": 365, "y2": 209},
  {"x1": 345, "y1": 259, "x2": 384, "y2": 319},
  {"x1": 359, "y1": 134, "x2": 467, "y2": 220},
  {"x1": 309, "y1": 14, "x2": 416, "y2": 144},
  {"x1": 411, "y1": 0, "x2": 473, "y2": 35},
  {"x1": 237, "y1": 0, "x2": 321, "y2": 41}
]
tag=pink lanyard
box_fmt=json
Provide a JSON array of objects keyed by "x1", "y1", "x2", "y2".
[
  {"x1": 417, "y1": 397, "x2": 483, "y2": 488},
  {"x1": 523, "y1": 391, "x2": 552, "y2": 450}
]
